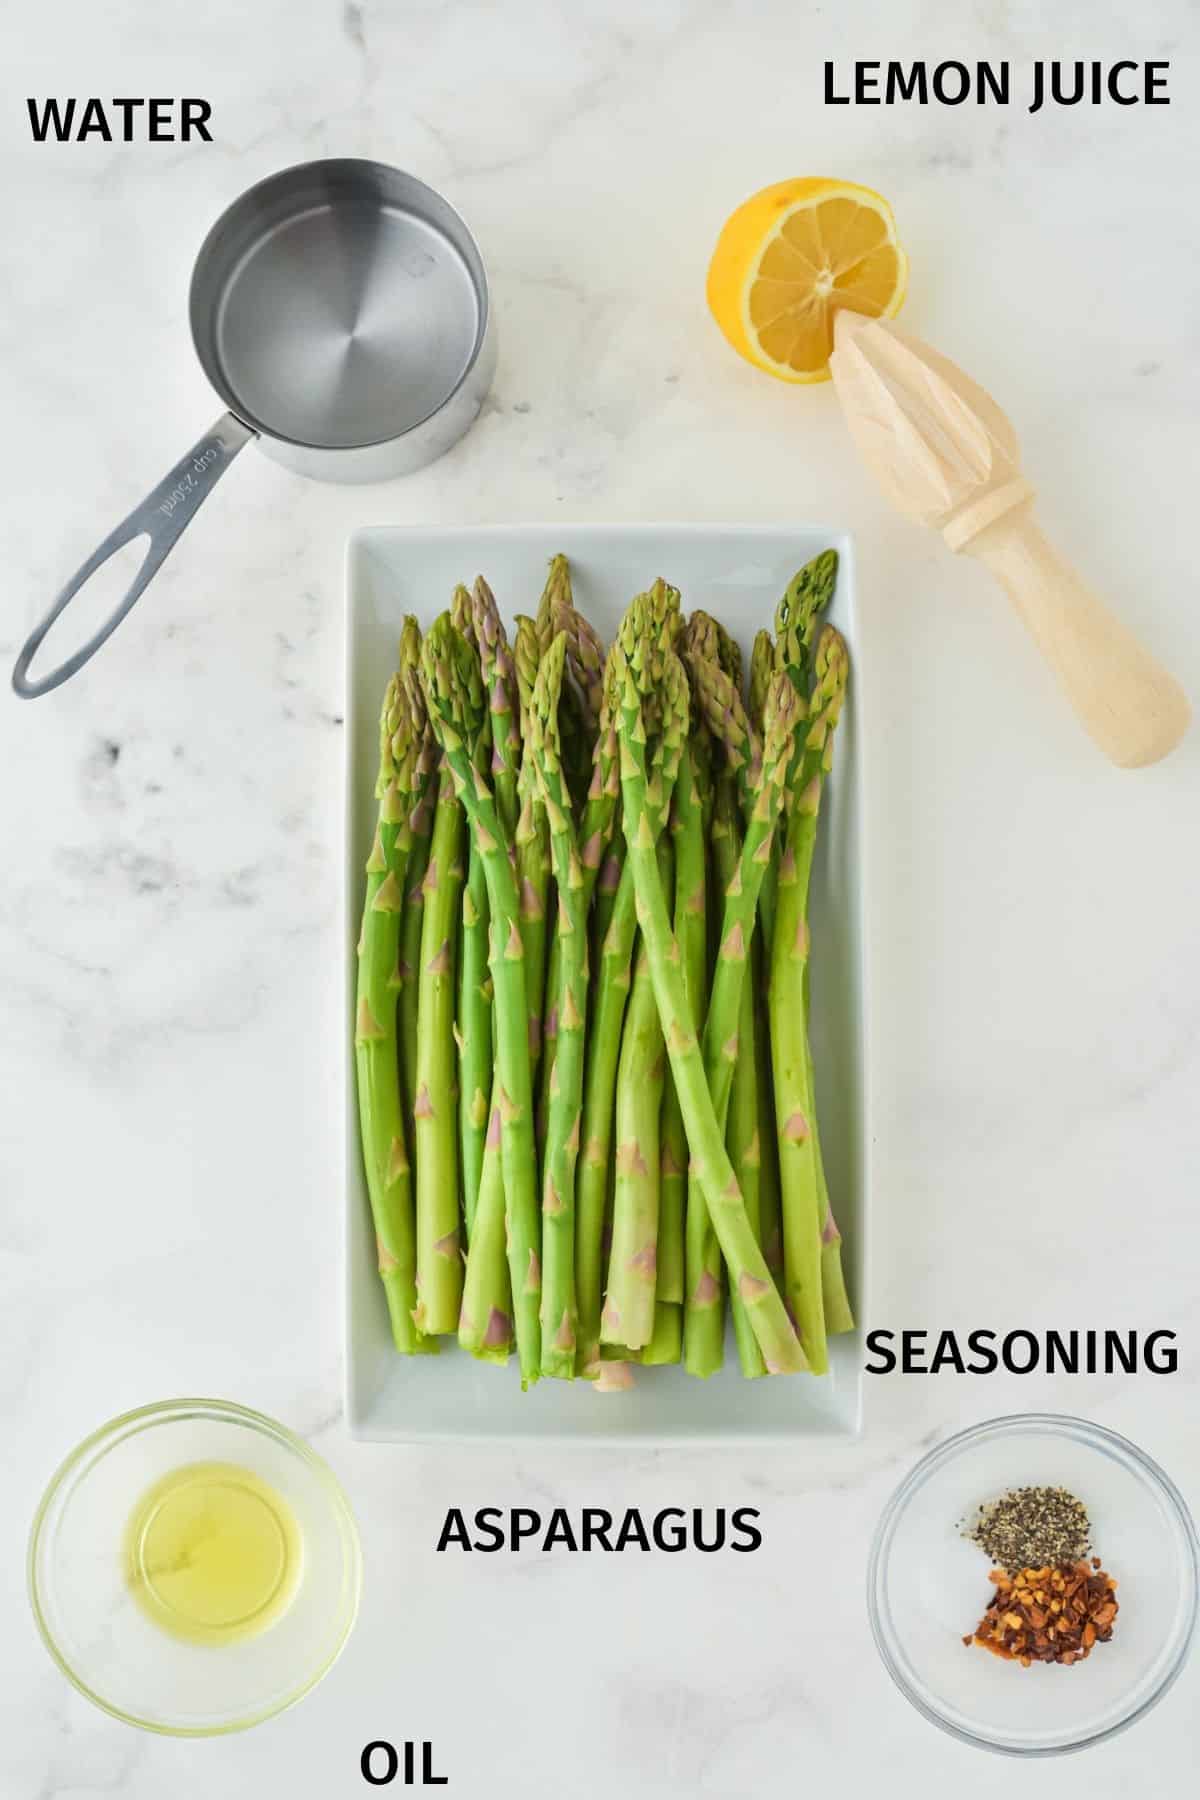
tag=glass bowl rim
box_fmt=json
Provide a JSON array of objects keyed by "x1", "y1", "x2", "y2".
[
  {"x1": 27, "y1": 1396, "x2": 363, "y2": 1737},
  {"x1": 866, "y1": 1410, "x2": 1200, "y2": 1758}
]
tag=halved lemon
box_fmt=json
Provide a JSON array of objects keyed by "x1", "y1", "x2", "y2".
[{"x1": 706, "y1": 177, "x2": 908, "y2": 384}]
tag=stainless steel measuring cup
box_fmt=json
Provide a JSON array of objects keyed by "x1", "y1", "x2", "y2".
[{"x1": 13, "y1": 159, "x2": 495, "y2": 698}]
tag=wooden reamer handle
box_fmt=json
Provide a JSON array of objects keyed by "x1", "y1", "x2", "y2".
[{"x1": 960, "y1": 502, "x2": 1191, "y2": 768}]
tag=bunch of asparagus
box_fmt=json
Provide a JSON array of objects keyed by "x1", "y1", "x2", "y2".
[{"x1": 355, "y1": 555, "x2": 852, "y2": 1388}]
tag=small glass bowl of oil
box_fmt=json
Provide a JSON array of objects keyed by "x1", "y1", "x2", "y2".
[{"x1": 28, "y1": 1398, "x2": 361, "y2": 1734}]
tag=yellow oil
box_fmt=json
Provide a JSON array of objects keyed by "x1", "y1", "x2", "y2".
[{"x1": 124, "y1": 1461, "x2": 303, "y2": 1646}]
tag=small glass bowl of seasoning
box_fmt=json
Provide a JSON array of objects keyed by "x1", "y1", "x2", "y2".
[
  {"x1": 867, "y1": 1413, "x2": 1199, "y2": 1756},
  {"x1": 28, "y1": 1399, "x2": 361, "y2": 1734}
]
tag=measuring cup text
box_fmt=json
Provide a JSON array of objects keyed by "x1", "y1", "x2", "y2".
[{"x1": 157, "y1": 446, "x2": 221, "y2": 519}]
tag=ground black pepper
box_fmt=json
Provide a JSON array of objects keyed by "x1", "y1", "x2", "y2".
[{"x1": 960, "y1": 1486, "x2": 1091, "y2": 1576}]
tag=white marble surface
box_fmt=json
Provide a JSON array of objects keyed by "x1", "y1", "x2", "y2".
[{"x1": 3, "y1": 0, "x2": 1199, "y2": 1792}]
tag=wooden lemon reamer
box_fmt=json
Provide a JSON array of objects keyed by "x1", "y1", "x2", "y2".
[{"x1": 829, "y1": 313, "x2": 1190, "y2": 768}]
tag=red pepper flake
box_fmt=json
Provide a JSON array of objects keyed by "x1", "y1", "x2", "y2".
[{"x1": 966, "y1": 1560, "x2": 1119, "y2": 1667}]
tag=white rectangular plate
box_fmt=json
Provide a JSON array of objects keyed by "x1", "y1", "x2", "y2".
[{"x1": 346, "y1": 524, "x2": 867, "y2": 1443}]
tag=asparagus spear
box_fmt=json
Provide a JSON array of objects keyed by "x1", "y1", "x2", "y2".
[
  {"x1": 749, "y1": 628, "x2": 780, "y2": 966},
  {"x1": 545, "y1": 626, "x2": 620, "y2": 1108},
  {"x1": 645, "y1": 822, "x2": 683, "y2": 1364},
  {"x1": 702, "y1": 659, "x2": 768, "y2": 1378},
  {"x1": 531, "y1": 562, "x2": 567, "y2": 1116},
  {"x1": 458, "y1": 1095, "x2": 514, "y2": 1360},
  {"x1": 614, "y1": 591, "x2": 804, "y2": 1375},
  {"x1": 747, "y1": 554, "x2": 837, "y2": 1292},
  {"x1": 354, "y1": 659, "x2": 433, "y2": 1354},
  {"x1": 753, "y1": 937, "x2": 784, "y2": 1281},
  {"x1": 412, "y1": 745, "x2": 465, "y2": 1335},
  {"x1": 555, "y1": 588, "x2": 606, "y2": 735},
  {"x1": 598, "y1": 840, "x2": 679, "y2": 1368},
  {"x1": 683, "y1": 766, "x2": 733, "y2": 1376},
  {"x1": 592, "y1": 838, "x2": 623, "y2": 956},
  {"x1": 713, "y1": 616, "x2": 743, "y2": 696},
  {"x1": 513, "y1": 614, "x2": 550, "y2": 1071},
  {"x1": 677, "y1": 613, "x2": 754, "y2": 1374},
  {"x1": 536, "y1": 557, "x2": 605, "y2": 1137},
  {"x1": 535, "y1": 553, "x2": 570, "y2": 654},
  {"x1": 747, "y1": 631, "x2": 785, "y2": 1287},
  {"x1": 450, "y1": 587, "x2": 493, "y2": 1242},
  {"x1": 778, "y1": 564, "x2": 854, "y2": 1336},
  {"x1": 754, "y1": 554, "x2": 837, "y2": 947},
  {"x1": 555, "y1": 648, "x2": 624, "y2": 1348},
  {"x1": 657, "y1": 1096, "x2": 687, "y2": 1323},
  {"x1": 686, "y1": 611, "x2": 760, "y2": 821},
  {"x1": 528, "y1": 634, "x2": 590, "y2": 1378},
  {"x1": 771, "y1": 624, "x2": 848, "y2": 1375},
  {"x1": 640, "y1": 1295, "x2": 683, "y2": 1365},
  {"x1": 691, "y1": 666, "x2": 804, "y2": 1372},
  {"x1": 659, "y1": 738, "x2": 706, "y2": 1316},
  {"x1": 809, "y1": 1030, "x2": 855, "y2": 1335},
  {"x1": 684, "y1": 671, "x2": 724, "y2": 1373},
  {"x1": 602, "y1": 862, "x2": 668, "y2": 1353},
  {"x1": 577, "y1": 673, "x2": 621, "y2": 905},
  {"x1": 397, "y1": 647, "x2": 439, "y2": 1126},
  {"x1": 537, "y1": 552, "x2": 604, "y2": 808},
  {"x1": 578, "y1": 703, "x2": 627, "y2": 1273},
  {"x1": 456, "y1": 588, "x2": 526, "y2": 1361},
  {"x1": 748, "y1": 630, "x2": 773, "y2": 733},
  {"x1": 774, "y1": 552, "x2": 839, "y2": 696},
  {"x1": 457, "y1": 868, "x2": 492, "y2": 1244},
  {"x1": 472, "y1": 577, "x2": 521, "y2": 835},
  {"x1": 727, "y1": 965, "x2": 766, "y2": 1378},
  {"x1": 576, "y1": 854, "x2": 637, "y2": 1378},
  {"x1": 456, "y1": 580, "x2": 521, "y2": 1242},
  {"x1": 421, "y1": 615, "x2": 542, "y2": 1385}
]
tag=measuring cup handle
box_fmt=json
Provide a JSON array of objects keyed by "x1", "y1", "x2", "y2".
[{"x1": 11, "y1": 412, "x2": 256, "y2": 699}]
